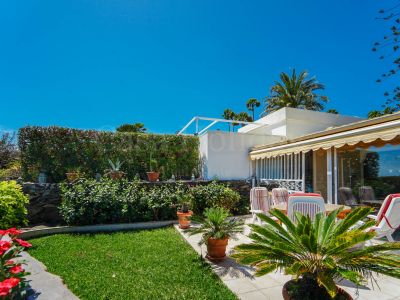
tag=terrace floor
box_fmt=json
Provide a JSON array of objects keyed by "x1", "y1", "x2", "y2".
[{"x1": 175, "y1": 217, "x2": 400, "y2": 300}]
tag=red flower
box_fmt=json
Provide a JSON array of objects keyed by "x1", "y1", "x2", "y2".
[
  {"x1": 0, "y1": 241, "x2": 11, "y2": 252},
  {"x1": 6, "y1": 228, "x2": 22, "y2": 236},
  {"x1": 0, "y1": 284, "x2": 10, "y2": 297},
  {"x1": 0, "y1": 230, "x2": 7, "y2": 236},
  {"x1": 14, "y1": 239, "x2": 32, "y2": 248},
  {"x1": 10, "y1": 265, "x2": 24, "y2": 274},
  {"x1": 2, "y1": 278, "x2": 20, "y2": 288}
]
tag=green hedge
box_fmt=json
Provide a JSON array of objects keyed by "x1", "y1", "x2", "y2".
[
  {"x1": 0, "y1": 181, "x2": 29, "y2": 228},
  {"x1": 18, "y1": 126, "x2": 199, "y2": 182},
  {"x1": 60, "y1": 179, "x2": 241, "y2": 225}
]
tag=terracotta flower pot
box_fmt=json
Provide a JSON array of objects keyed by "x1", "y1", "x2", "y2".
[
  {"x1": 108, "y1": 171, "x2": 124, "y2": 180},
  {"x1": 66, "y1": 172, "x2": 80, "y2": 183},
  {"x1": 282, "y1": 280, "x2": 353, "y2": 300},
  {"x1": 177, "y1": 210, "x2": 193, "y2": 229},
  {"x1": 146, "y1": 171, "x2": 160, "y2": 182},
  {"x1": 206, "y1": 237, "x2": 228, "y2": 262}
]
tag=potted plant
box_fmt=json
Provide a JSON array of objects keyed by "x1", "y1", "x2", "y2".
[
  {"x1": 146, "y1": 154, "x2": 159, "y2": 182},
  {"x1": 232, "y1": 207, "x2": 400, "y2": 300},
  {"x1": 65, "y1": 167, "x2": 82, "y2": 183},
  {"x1": 187, "y1": 207, "x2": 243, "y2": 261},
  {"x1": 105, "y1": 159, "x2": 125, "y2": 180},
  {"x1": 176, "y1": 193, "x2": 193, "y2": 229}
]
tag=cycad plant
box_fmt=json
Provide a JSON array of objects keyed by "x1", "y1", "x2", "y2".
[
  {"x1": 232, "y1": 207, "x2": 400, "y2": 299},
  {"x1": 187, "y1": 207, "x2": 243, "y2": 245}
]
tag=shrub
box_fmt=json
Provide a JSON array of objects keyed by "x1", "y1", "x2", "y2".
[
  {"x1": 18, "y1": 126, "x2": 199, "y2": 182},
  {"x1": 0, "y1": 228, "x2": 31, "y2": 299},
  {"x1": 59, "y1": 179, "x2": 242, "y2": 226},
  {"x1": 0, "y1": 181, "x2": 29, "y2": 228},
  {"x1": 190, "y1": 182, "x2": 241, "y2": 215},
  {"x1": 0, "y1": 162, "x2": 22, "y2": 181}
]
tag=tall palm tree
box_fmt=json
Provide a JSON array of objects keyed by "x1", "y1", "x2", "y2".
[
  {"x1": 246, "y1": 98, "x2": 260, "y2": 121},
  {"x1": 222, "y1": 109, "x2": 236, "y2": 132},
  {"x1": 263, "y1": 69, "x2": 328, "y2": 115}
]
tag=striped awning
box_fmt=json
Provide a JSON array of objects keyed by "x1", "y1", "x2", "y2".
[{"x1": 250, "y1": 118, "x2": 400, "y2": 160}]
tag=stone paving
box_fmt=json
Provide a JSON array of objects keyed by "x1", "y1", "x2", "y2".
[
  {"x1": 22, "y1": 252, "x2": 79, "y2": 300},
  {"x1": 175, "y1": 218, "x2": 400, "y2": 300}
]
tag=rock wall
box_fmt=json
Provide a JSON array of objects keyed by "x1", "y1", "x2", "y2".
[
  {"x1": 23, "y1": 183, "x2": 63, "y2": 226},
  {"x1": 23, "y1": 180, "x2": 252, "y2": 226}
]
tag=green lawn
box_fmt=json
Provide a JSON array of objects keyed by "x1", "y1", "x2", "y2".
[{"x1": 29, "y1": 227, "x2": 237, "y2": 300}]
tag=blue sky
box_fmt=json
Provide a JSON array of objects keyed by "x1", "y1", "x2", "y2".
[{"x1": 0, "y1": 1, "x2": 397, "y2": 134}]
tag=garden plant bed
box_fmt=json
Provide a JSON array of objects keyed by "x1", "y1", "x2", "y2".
[{"x1": 28, "y1": 227, "x2": 237, "y2": 300}]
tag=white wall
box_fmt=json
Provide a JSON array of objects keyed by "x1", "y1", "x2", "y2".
[
  {"x1": 239, "y1": 107, "x2": 364, "y2": 140},
  {"x1": 200, "y1": 131, "x2": 283, "y2": 180}
]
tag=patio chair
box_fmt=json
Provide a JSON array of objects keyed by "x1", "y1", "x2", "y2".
[
  {"x1": 338, "y1": 187, "x2": 358, "y2": 208},
  {"x1": 271, "y1": 188, "x2": 289, "y2": 206},
  {"x1": 250, "y1": 187, "x2": 270, "y2": 224},
  {"x1": 287, "y1": 195, "x2": 325, "y2": 223},
  {"x1": 366, "y1": 194, "x2": 400, "y2": 242}
]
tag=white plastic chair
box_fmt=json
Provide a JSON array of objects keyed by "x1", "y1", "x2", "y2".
[
  {"x1": 271, "y1": 188, "x2": 289, "y2": 206},
  {"x1": 367, "y1": 195, "x2": 400, "y2": 242},
  {"x1": 287, "y1": 196, "x2": 325, "y2": 223},
  {"x1": 250, "y1": 187, "x2": 270, "y2": 224}
]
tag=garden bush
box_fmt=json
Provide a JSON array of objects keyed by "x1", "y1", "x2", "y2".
[
  {"x1": 190, "y1": 181, "x2": 241, "y2": 215},
  {"x1": 59, "y1": 179, "x2": 241, "y2": 225},
  {"x1": 0, "y1": 181, "x2": 29, "y2": 228},
  {"x1": 18, "y1": 126, "x2": 199, "y2": 182}
]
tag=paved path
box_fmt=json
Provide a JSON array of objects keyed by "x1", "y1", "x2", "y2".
[
  {"x1": 175, "y1": 219, "x2": 400, "y2": 300},
  {"x1": 22, "y1": 252, "x2": 79, "y2": 300}
]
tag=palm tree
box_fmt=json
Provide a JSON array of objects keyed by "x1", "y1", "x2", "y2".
[
  {"x1": 263, "y1": 69, "x2": 328, "y2": 115},
  {"x1": 246, "y1": 98, "x2": 260, "y2": 121},
  {"x1": 222, "y1": 109, "x2": 236, "y2": 132},
  {"x1": 235, "y1": 112, "x2": 253, "y2": 128},
  {"x1": 232, "y1": 207, "x2": 400, "y2": 298}
]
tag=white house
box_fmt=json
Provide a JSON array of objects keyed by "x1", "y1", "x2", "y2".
[{"x1": 180, "y1": 107, "x2": 400, "y2": 204}]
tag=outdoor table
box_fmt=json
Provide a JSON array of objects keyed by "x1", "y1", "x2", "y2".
[{"x1": 271, "y1": 203, "x2": 352, "y2": 219}]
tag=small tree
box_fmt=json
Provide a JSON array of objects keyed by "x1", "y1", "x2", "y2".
[
  {"x1": 116, "y1": 123, "x2": 146, "y2": 133},
  {"x1": 0, "y1": 133, "x2": 18, "y2": 169}
]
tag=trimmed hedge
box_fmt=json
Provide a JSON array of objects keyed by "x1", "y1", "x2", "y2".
[
  {"x1": 18, "y1": 126, "x2": 199, "y2": 182},
  {"x1": 59, "y1": 179, "x2": 241, "y2": 225}
]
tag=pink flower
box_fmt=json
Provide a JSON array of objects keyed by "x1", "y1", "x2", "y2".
[
  {"x1": 10, "y1": 265, "x2": 24, "y2": 274},
  {"x1": 6, "y1": 228, "x2": 22, "y2": 236},
  {"x1": 5, "y1": 260, "x2": 14, "y2": 265},
  {"x1": 14, "y1": 239, "x2": 32, "y2": 248},
  {"x1": 2, "y1": 278, "x2": 20, "y2": 288},
  {"x1": 0, "y1": 241, "x2": 11, "y2": 252}
]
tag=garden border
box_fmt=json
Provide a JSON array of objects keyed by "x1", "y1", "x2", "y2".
[{"x1": 20, "y1": 220, "x2": 177, "y2": 240}]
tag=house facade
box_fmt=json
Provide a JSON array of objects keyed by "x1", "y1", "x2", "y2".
[{"x1": 197, "y1": 107, "x2": 400, "y2": 204}]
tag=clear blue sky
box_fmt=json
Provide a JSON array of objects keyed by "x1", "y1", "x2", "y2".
[{"x1": 0, "y1": 1, "x2": 396, "y2": 134}]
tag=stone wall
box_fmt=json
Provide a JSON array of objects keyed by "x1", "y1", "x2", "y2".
[
  {"x1": 23, "y1": 183, "x2": 63, "y2": 226},
  {"x1": 22, "y1": 180, "x2": 252, "y2": 226}
]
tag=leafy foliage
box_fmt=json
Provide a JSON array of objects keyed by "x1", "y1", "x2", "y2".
[
  {"x1": 0, "y1": 133, "x2": 18, "y2": 169},
  {"x1": 233, "y1": 207, "x2": 400, "y2": 298},
  {"x1": 263, "y1": 69, "x2": 329, "y2": 115},
  {"x1": 186, "y1": 207, "x2": 244, "y2": 245},
  {"x1": 190, "y1": 181, "x2": 241, "y2": 215},
  {"x1": 0, "y1": 228, "x2": 32, "y2": 299},
  {"x1": 59, "y1": 179, "x2": 242, "y2": 225},
  {"x1": 18, "y1": 126, "x2": 199, "y2": 182},
  {"x1": 0, "y1": 181, "x2": 29, "y2": 228},
  {"x1": 246, "y1": 98, "x2": 261, "y2": 120},
  {"x1": 116, "y1": 123, "x2": 146, "y2": 133},
  {"x1": 371, "y1": 3, "x2": 400, "y2": 115}
]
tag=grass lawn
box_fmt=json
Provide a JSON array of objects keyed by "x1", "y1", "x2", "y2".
[{"x1": 29, "y1": 227, "x2": 237, "y2": 300}]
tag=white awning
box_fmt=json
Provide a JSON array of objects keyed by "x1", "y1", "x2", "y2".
[{"x1": 250, "y1": 118, "x2": 400, "y2": 160}]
